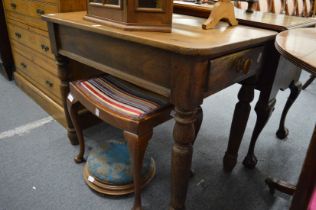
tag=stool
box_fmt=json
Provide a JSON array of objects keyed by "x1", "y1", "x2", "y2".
[{"x1": 67, "y1": 74, "x2": 173, "y2": 210}]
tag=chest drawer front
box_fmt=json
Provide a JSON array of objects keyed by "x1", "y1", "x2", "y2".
[
  {"x1": 11, "y1": 40, "x2": 58, "y2": 76},
  {"x1": 3, "y1": 0, "x2": 28, "y2": 16},
  {"x1": 4, "y1": 0, "x2": 58, "y2": 19},
  {"x1": 207, "y1": 46, "x2": 264, "y2": 95},
  {"x1": 14, "y1": 53, "x2": 62, "y2": 105},
  {"x1": 35, "y1": 0, "x2": 59, "y2": 5},
  {"x1": 28, "y1": 1, "x2": 58, "y2": 18},
  {"x1": 14, "y1": 72, "x2": 67, "y2": 127},
  {"x1": 6, "y1": 10, "x2": 48, "y2": 31},
  {"x1": 7, "y1": 23, "x2": 53, "y2": 59}
]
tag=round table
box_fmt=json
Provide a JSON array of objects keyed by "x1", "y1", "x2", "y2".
[
  {"x1": 275, "y1": 28, "x2": 316, "y2": 75},
  {"x1": 266, "y1": 28, "x2": 316, "y2": 210}
]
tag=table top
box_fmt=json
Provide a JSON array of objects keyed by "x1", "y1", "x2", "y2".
[
  {"x1": 43, "y1": 12, "x2": 277, "y2": 57},
  {"x1": 275, "y1": 28, "x2": 316, "y2": 75}
]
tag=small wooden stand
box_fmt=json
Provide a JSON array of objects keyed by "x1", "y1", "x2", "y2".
[{"x1": 202, "y1": 0, "x2": 238, "y2": 29}]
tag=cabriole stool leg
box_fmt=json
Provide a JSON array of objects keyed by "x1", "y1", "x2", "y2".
[
  {"x1": 124, "y1": 130, "x2": 153, "y2": 210},
  {"x1": 67, "y1": 96, "x2": 86, "y2": 163}
]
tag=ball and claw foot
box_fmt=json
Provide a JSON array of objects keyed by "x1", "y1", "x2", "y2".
[
  {"x1": 74, "y1": 156, "x2": 86, "y2": 164},
  {"x1": 276, "y1": 127, "x2": 289, "y2": 140},
  {"x1": 242, "y1": 154, "x2": 258, "y2": 169},
  {"x1": 223, "y1": 153, "x2": 237, "y2": 172}
]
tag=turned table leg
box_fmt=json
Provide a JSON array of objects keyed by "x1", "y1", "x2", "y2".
[
  {"x1": 276, "y1": 81, "x2": 302, "y2": 139},
  {"x1": 169, "y1": 56, "x2": 208, "y2": 210},
  {"x1": 170, "y1": 108, "x2": 198, "y2": 210},
  {"x1": 190, "y1": 106, "x2": 203, "y2": 177},
  {"x1": 56, "y1": 55, "x2": 78, "y2": 145},
  {"x1": 223, "y1": 77, "x2": 255, "y2": 172}
]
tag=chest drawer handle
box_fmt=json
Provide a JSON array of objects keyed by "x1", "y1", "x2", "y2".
[
  {"x1": 235, "y1": 57, "x2": 252, "y2": 75},
  {"x1": 10, "y1": 3, "x2": 17, "y2": 9},
  {"x1": 36, "y1": 9, "x2": 45, "y2": 15},
  {"x1": 15, "y1": 32, "x2": 22, "y2": 38},
  {"x1": 20, "y1": 62, "x2": 27, "y2": 69},
  {"x1": 41, "y1": 44, "x2": 49, "y2": 52},
  {"x1": 45, "y1": 80, "x2": 53, "y2": 87}
]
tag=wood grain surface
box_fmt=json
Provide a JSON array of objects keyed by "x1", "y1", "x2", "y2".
[
  {"x1": 43, "y1": 12, "x2": 276, "y2": 56},
  {"x1": 275, "y1": 28, "x2": 316, "y2": 75}
]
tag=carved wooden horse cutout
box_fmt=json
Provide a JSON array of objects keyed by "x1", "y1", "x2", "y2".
[{"x1": 202, "y1": 0, "x2": 238, "y2": 29}]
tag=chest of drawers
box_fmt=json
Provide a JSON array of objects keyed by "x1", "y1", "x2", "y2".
[{"x1": 2, "y1": 0, "x2": 86, "y2": 127}]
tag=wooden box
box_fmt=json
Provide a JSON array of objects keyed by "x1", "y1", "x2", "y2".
[{"x1": 85, "y1": 0, "x2": 173, "y2": 32}]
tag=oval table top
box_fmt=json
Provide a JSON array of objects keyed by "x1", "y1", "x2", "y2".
[{"x1": 275, "y1": 28, "x2": 316, "y2": 75}]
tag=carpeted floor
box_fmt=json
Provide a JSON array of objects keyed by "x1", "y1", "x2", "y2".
[{"x1": 0, "y1": 72, "x2": 315, "y2": 210}]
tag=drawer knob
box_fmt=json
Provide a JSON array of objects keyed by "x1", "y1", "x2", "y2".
[
  {"x1": 45, "y1": 80, "x2": 53, "y2": 87},
  {"x1": 10, "y1": 3, "x2": 17, "y2": 9},
  {"x1": 235, "y1": 58, "x2": 251, "y2": 75},
  {"x1": 41, "y1": 44, "x2": 49, "y2": 52},
  {"x1": 20, "y1": 62, "x2": 27, "y2": 69},
  {"x1": 15, "y1": 32, "x2": 22, "y2": 38},
  {"x1": 36, "y1": 9, "x2": 45, "y2": 15}
]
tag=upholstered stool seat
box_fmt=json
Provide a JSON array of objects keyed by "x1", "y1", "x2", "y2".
[
  {"x1": 73, "y1": 75, "x2": 170, "y2": 120},
  {"x1": 67, "y1": 74, "x2": 173, "y2": 210},
  {"x1": 83, "y1": 139, "x2": 156, "y2": 195}
]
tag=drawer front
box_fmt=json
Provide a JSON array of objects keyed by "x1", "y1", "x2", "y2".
[
  {"x1": 3, "y1": 0, "x2": 28, "y2": 16},
  {"x1": 14, "y1": 72, "x2": 67, "y2": 127},
  {"x1": 5, "y1": 10, "x2": 48, "y2": 31},
  {"x1": 14, "y1": 52, "x2": 62, "y2": 105},
  {"x1": 7, "y1": 22, "x2": 53, "y2": 59},
  {"x1": 206, "y1": 46, "x2": 264, "y2": 95},
  {"x1": 28, "y1": 1, "x2": 58, "y2": 18},
  {"x1": 11, "y1": 39, "x2": 58, "y2": 76},
  {"x1": 4, "y1": 0, "x2": 58, "y2": 19}
]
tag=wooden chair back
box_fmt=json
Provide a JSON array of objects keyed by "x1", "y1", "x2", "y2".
[
  {"x1": 271, "y1": 0, "x2": 283, "y2": 13},
  {"x1": 303, "y1": 0, "x2": 312, "y2": 16},
  {"x1": 236, "y1": 1, "x2": 249, "y2": 10},
  {"x1": 285, "y1": 0, "x2": 296, "y2": 15},
  {"x1": 257, "y1": 0, "x2": 270, "y2": 12},
  {"x1": 296, "y1": 0, "x2": 305, "y2": 16}
]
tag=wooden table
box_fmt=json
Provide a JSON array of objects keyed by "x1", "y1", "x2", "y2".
[
  {"x1": 43, "y1": 12, "x2": 278, "y2": 209},
  {"x1": 275, "y1": 28, "x2": 316, "y2": 73},
  {"x1": 173, "y1": 1, "x2": 316, "y2": 171},
  {"x1": 269, "y1": 28, "x2": 316, "y2": 210}
]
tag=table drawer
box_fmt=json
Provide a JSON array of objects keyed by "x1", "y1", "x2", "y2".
[
  {"x1": 7, "y1": 22, "x2": 53, "y2": 59},
  {"x1": 14, "y1": 53, "x2": 62, "y2": 105},
  {"x1": 206, "y1": 46, "x2": 264, "y2": 95},
  {"x1": 4, "y1": 0, "x2": 58, "y2": 19},
  {"x1": 11, "y1": 40, "x2": 58, "y2": 76}
]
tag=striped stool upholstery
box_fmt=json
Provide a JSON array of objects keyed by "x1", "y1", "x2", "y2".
[
  {"x1": 74, "y1": 75, "x2": 169, "y2": 120},
  {"x1": 67, "y1": 74, "x2": 172, "y2": 210}
]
